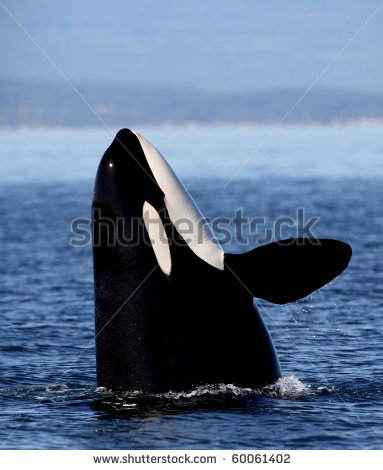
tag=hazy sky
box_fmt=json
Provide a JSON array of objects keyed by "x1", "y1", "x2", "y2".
[{"x1": 1, "y1": 0, "x2": 382, "y2": 92}]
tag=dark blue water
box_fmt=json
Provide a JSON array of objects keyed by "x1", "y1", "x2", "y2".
[{"x1": 0, "y1": 127, "x2": 382, "y2": 449}]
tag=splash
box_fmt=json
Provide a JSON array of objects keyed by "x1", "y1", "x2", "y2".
[
  {"x1": 257, "y1": 374, "x2": 313, "y2": 399},
  {"x1": 95, "y1": 376, "x2": 314, "y2": 403},
  {"x1": 159, "y1": 383, "x2": 254, "y2": 400},
  {"x1": 158, "y1": 376, "x2": 314, "y2": 400}
]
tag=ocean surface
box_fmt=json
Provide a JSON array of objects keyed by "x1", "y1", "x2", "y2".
[{"x1": 0, "y1": 125, "x2": 382, "y2": 449}]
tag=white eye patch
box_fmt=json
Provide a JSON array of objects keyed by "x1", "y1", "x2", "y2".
[{"x1": 143, "y1": 201, "x2": 172, "y2": 276}]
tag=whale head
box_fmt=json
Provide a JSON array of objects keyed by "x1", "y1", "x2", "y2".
[{"x1": 93, "y1": 129, "x2": 224, "y2": 275}]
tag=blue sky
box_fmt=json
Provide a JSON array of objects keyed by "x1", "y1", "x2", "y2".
[{"x1": 0, "y1": 0, "x2": 382, "y2": 92}]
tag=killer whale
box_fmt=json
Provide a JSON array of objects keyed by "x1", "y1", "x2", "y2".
[{"x1": 92, "y1": 129, "x2": 352, "y2": 393}]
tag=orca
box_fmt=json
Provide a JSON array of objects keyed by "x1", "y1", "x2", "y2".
[{"x1": 92, "y1": 129, "x2": 352, "y2": 393}]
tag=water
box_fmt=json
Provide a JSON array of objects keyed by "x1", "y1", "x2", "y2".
[{"x1": 0, "y1": 125, "x2": 382, "y2": 449}]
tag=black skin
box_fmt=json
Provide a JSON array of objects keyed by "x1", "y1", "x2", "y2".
[{"x1": 92, "y1": 129, "x2": 351, "y2": 393}]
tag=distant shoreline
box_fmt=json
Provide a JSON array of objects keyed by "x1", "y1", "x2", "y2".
[
  {"x1": 1, "y1": 118, "x2": 383, "y2": 132},
  {"x1": 1, "y1": 80, "x2": 383, "y2": 129}
]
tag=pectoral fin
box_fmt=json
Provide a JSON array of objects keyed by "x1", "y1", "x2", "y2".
[{"x1": 224, "y1": 238, "x2": 352, "y2": 304}]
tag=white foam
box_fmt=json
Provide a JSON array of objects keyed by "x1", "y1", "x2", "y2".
[
  {"x1": 124, "y1": 376, "x2": 311, "y2": 400},
  {"x1": 158, "y1": 376, "x2": 313, "y2": 400},
  {"x1": 95, "y1": 376, "x2": 320, "y2": 401},
  {"x1": 258, "y1": 375, "x2": 312, "y2": 399},
  {"x1": 160, "y1": 383, "x2": 254, "y2": 400}
]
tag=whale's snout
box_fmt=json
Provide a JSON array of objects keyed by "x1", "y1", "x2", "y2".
[{"x1": 93, "y1": 129, "x2": 162, "y2": 218}]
